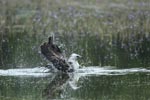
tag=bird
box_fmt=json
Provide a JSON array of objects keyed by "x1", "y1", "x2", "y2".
[
  {"x1": 40, "y1": 36, "x2": 81, "y2": 73},
  {"x1": 68, "y1": 53, "x2": 82, "y2": 71}
]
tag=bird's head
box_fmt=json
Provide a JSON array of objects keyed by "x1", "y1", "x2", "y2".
[
  {"x1": 68, "y1": 53, "x2": 82, "y2": 72},
  {"x1": 68, "y1": 53, "x2": 82, "y2": 61}
]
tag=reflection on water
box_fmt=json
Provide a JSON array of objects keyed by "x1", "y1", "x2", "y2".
[
  {"x1": 42, "y1": 73, "x2": 70, "y2": 99},
  {"x1": 1, "y1": 67, "x2": 150, "y2": 100}
]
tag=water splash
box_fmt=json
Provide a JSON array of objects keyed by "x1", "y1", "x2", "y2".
[
  {"x1": 77, "y1": 66, "x2": 150, "y2": 76},
  {"x1": 0, "y1": 66, "x2": 149, "y2": 77},
  {"x1": 0, "y1": 67, "x2": 51, "y2": 77},
  {"x1": 69, "y1": 66, "x2": 150, "y2": 90}
]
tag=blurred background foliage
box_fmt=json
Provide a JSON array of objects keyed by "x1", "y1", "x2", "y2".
[{"x1": 0, "y1": 0, "x2": 150, "y2": 68}]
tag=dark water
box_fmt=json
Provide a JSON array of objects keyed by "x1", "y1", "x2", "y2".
[{"x1": 0, "y1": 67, "x2": 150, "y2": 100}]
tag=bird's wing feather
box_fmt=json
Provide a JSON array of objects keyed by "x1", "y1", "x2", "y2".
[{"x1": 40, "y1": 37, "x2": 70, "y2": 72}]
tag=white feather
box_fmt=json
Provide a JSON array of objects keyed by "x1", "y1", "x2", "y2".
[{"x1": 68, "y1": 53, "x2": 81, "y2": 70}]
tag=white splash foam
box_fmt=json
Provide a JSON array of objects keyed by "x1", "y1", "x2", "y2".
[
  {"x1": 68, "y1": 66, "x2": 150, "y2": 90},
  {"x1": 0, "y1": 66, "x2": 150, "y2": 77},
  {"x1": 0, "y1": 67, "x2": 51, "y2": 77},
  {"x1": 76, "y1": 67, "x2": 150, "y2": 76}
]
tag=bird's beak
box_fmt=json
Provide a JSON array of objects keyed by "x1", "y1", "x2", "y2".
[{"x1": 77, "y1": 55, "x2": 82, "y2": 58}]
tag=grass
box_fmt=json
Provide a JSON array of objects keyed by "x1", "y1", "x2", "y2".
[{"x1": 0, "y1": 0, "x2": 150, "y2": 68}]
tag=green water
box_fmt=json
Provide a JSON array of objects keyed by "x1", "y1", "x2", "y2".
[{"x1": 1, "y1": 72, "x2": 150, "y2": 100}]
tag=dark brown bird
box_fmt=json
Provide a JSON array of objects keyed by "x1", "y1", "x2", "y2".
[{"x1": 40, "y1": 37, "x2": 70, "y2": 72}]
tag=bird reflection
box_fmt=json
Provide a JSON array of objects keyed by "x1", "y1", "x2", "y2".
[{"x1": 42, "y1": 72, "x2": 71, "y2": 99}]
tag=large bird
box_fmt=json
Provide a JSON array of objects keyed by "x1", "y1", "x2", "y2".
[{"x1": 40, "y1": 37, "x2": 81, "y2": 72}]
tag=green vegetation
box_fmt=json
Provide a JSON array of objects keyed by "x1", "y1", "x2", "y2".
[{"x1": 0, "y1": 0, "x2": 150, "y2": 68}]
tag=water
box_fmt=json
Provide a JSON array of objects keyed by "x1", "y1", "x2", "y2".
[
  {"x1": 1, "y1": 0, "x2": 150, "y2": 100},
  {"x1": 1, "y1": 67, "x2": 150, "y2": 100}
]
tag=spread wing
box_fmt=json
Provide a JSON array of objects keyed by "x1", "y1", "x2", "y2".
[{"x1": 40, "y1": 37, "x2": 70, "y2": 72}]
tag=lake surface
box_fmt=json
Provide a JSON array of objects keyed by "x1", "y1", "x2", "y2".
[{"x1": 1, "y1": 67, "x2": 150, "y2": 100}]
